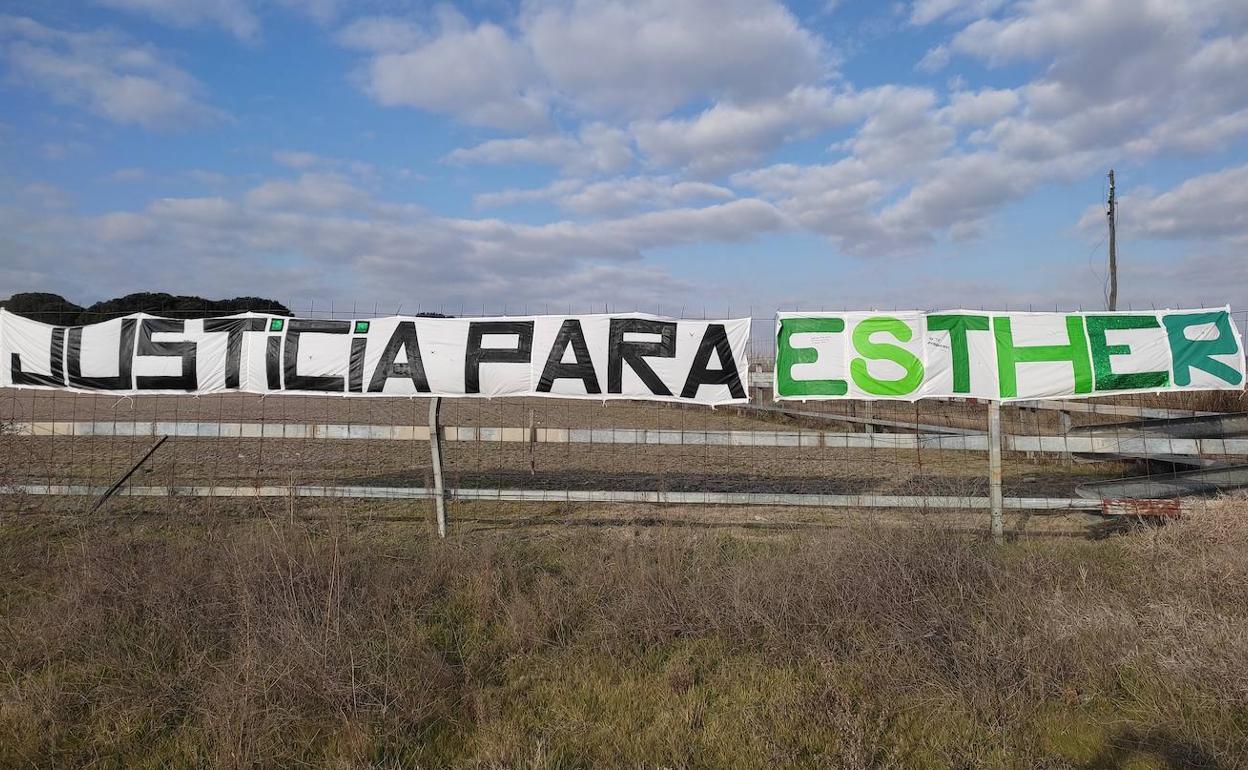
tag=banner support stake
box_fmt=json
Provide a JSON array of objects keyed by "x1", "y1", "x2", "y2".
[{"x1": 429, "y1": 397, "x2": 447, "y2": 538}]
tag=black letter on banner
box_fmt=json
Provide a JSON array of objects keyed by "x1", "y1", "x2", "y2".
[
  {"x1": 608, "y1": 318, "x2": 675, "y2": 395},
  {"x1": 681, "y1": 324, "x2": 745, "y2": 400},
  {"x1": 348, "y1": 338, "x2": 368, "y2": 392},
  {"x1": 465, "y1": 321, "x2": 533, "y2": 394},
  {"x1": 11, "y1": 327, "x2": 66, "y2": 387},
  {"x1": 266, "y1": 337, "x2": 282, "y2": 390},
  {"x1": 538, "y1": 319, "x2": 600, "y2": 394},
  {"x1": 284, "y1": 319, "x2": 351, "y2": 392},
  {"x1": 135, "y1": 319, "x2": 197, "y2": 390},
  {"x1": 204, "y1": 317, "x2": 266, "y2": 389},
  {"x1": 368, "y1": 321, "x2": 430, "y2": 393},
  {"x1": 67, "y1": 318, "x2": 136, "y2": 390}
]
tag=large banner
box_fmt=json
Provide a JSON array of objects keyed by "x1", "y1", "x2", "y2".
[
  {"x1": 776, "y1": 308, "x2": 1245, "y2": 402},
  {"x1": 4, "y1": 307, "x2": 1243, "y2": 404},
  {"x1": 0, "y1": 311, "x2": 750, "y2": 405}
]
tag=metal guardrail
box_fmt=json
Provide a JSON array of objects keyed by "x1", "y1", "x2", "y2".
[
  {"x1": 11, "y1": 421, "x2": 1248, "y2": 456},
  {"x1": 1076, "y1": 465, "x2": 1248, "y2": 500},
  {"x1": 4, "y1": 483, "x2": 1101, "y2": 511}
]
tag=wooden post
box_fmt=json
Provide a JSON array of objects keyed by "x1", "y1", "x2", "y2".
[
  {"x1": 428, "y1": 397, "x2": 447, "y2": 538},
  {"x1": 988, "y1": 401, "x2": 1004, "y2": 543}
]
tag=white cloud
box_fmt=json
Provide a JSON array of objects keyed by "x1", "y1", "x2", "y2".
[
  {"x1": 0, "y1": 171, "x2": 783, "y2": 309},
  {"x1": 94, "y1": 0, "x2": 342, "y2": 40},
  {"x1": 477, "y1": 175, "x2": 735, "y2": 216},
  {"x1": 475, "y1": 179, "x2": 586, "y2": 210},
  {"x1": 632, "y1": 86, "x2": 860, "y2": 176},
  {"x1": 446, "y1": 123, "x2": 632, "y2": 177},
  {"x1": 1079, "y1": 164, "x2": 1248, "y2": 243},
  {"x1": 941, "y1": 87, "x2": 1019, "y2": 125},
  {"x1": 7, "y1": 0, "x2": 1248, "y2": 311},
  {"x1": 245, "y1": 173, "x2": 370, "y2": 212},
  {"x1": 910, "y1": 0, "x2": 1006, "y2": 26},
  {"x1": 273, "y1": 150, "x2": 378, "y2": 181},
  {"x1": 447, "y1": 136, "x2": 570, "y2": 167},
  {"x1": 94, "y1": 0, "x2": 260, "y2": 41},
  {"x1": 916, "y1": 44, "x2": 950, "y2": 72},
  {"x1": 345, "y1": 0, "x2": 830, "y2": 129},
  {"x1": 729, "y1": 85, "x2": 1043, "y2": 256},
  {"x1": 561, "y1": 177, "x2": 735, "y2": 216},
  {"x1": 713, "y1": 1, "x2": 1248, "y2": 259},
  {"x1": 841, "y1": 87, "x2": 953, "y2": 176},
  {"x1": 735, "y1": 158, "x2": 895, "y2": 254},
  {"x1": 523, "y1": 0, "x2": 825, "y2": 118},
  {"x1": 362, "y1": 14, "x2": 547, "y2": 131},
  {"x1": 873, "y1": 150, "x2": 1083, "y2": 251},
  {"x1": 772, "y1": 0, "x2": 1248, "y2": 257},
  {"x1": 0, "y1": 16, "x2": 224, "y2": 129},
  {"x1": 948, "y1": 0, "x2": 1248, "y2": 158}
]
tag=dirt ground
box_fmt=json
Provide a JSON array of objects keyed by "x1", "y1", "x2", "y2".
[{"x1": 0, "y1": 494, "x2": 1114, "y2": 540}]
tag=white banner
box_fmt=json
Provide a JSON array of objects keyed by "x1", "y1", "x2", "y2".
[
  {"x1": 775, "y1": 308, "x2": 1245, "y2": 402},
  {"x1": 0, "y1": 310, "x2": 751, "y2": 405}
]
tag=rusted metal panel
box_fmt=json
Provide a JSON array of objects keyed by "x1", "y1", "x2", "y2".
[{"x1": 1100, "y1": 498, "x2": 1184, "y2": 518}]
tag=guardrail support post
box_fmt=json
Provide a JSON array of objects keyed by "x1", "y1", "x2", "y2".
[
  {"x1": 429, "y1": 397, "x2": 447, "y2": 538},
  {"x1": 988, "y1": 400, "x2": 1004, "y2": 543}
]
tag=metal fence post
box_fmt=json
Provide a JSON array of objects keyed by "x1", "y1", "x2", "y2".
[
  {"x1": 988, "y1": 400, "x2": 1004, "y2": 543},
  {"x1": 429, "y1": 397, "x2": 447, "y2": 538}
]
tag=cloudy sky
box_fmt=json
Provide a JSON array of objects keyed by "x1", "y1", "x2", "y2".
[{"x1": 1, "y1": 0, "x2": 1246, "y2": 315}]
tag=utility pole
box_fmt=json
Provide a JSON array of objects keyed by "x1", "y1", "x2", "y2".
[{"x1": 1107, "y1": 169, "x2": 1117, "y2": 311}]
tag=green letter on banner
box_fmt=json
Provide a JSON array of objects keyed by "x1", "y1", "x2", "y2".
[
  {"x1": 926, "y1": 314, "x2": 989, "y2": 393},
  {"x1": 1163, "y1": 311, "x2": 1244, "y2": 386},
  {"x1": 776, "y1": 317, "x2": 847, "y2": 397},
  {"x1": 994, "y1": 315, "x2": 1093, "y2": 398},
  {"x1": 850, "y1": 317, "x2": 924, "y2": 396},
  {"x1": 1085, "y1": 315, "x2": 1168, "y2": 391}
]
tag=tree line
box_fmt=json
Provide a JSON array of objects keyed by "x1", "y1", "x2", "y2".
[{"x1": 0, "y1": 292, "x2": 293, "y2": 326}]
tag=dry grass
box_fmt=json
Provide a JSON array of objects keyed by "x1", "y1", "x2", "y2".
[
  {"x1": 1135, "y1": 389, "x2": 1248, "y2": 414},
  {"x1": 1, "y1": 499, "x2": 1246, "y2": 768}
]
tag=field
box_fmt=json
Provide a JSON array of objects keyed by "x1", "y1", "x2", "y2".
[
  {"x1": 1, "y1": 496, "x2": 1247, "y2": 769},
  {"x1": 2, "y1": 386, "x2": 1247, "y2": 767}
]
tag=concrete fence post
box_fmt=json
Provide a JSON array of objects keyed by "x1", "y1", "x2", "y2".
[{"x1": 988, "y1": 400, "x2": 1004, "y2": 543}]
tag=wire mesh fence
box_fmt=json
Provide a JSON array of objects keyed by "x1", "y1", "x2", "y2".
[{"x1": 1, "y1": 303, "x2": 1244, "y2": 533}]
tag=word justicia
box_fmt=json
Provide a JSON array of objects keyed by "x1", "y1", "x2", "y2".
[{"x1": 2, "y1": 312, "x2": 749, "y2": 405}]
